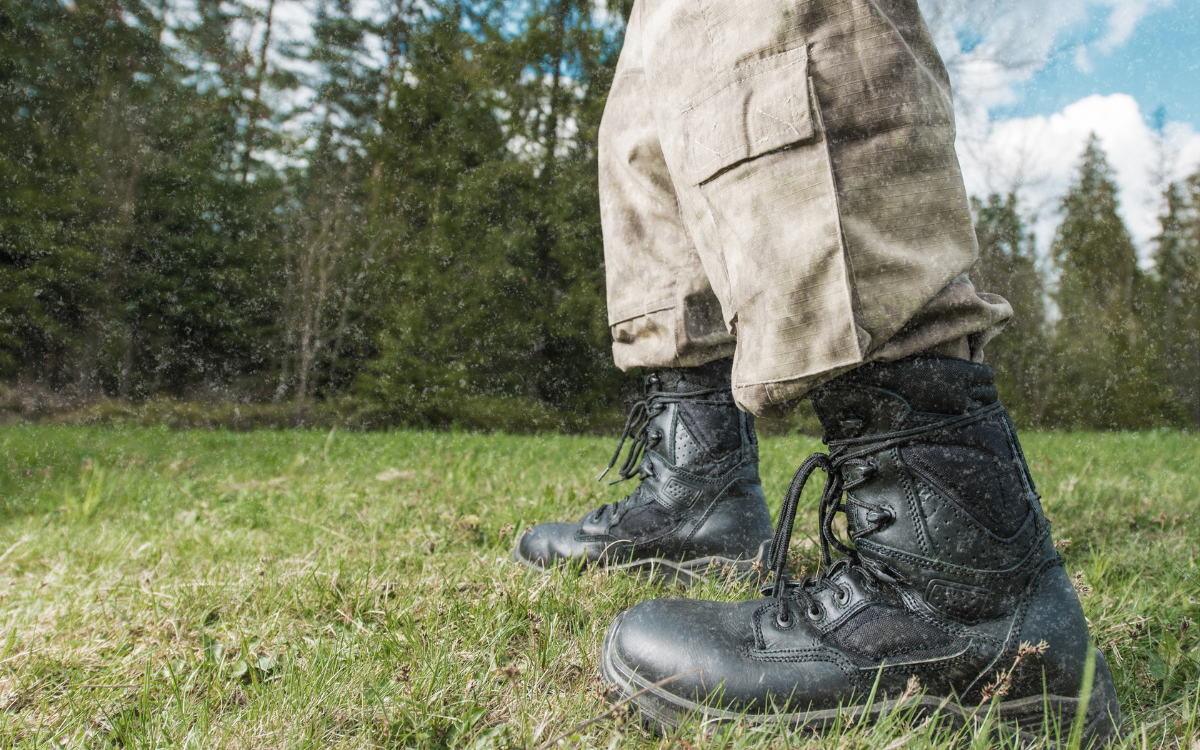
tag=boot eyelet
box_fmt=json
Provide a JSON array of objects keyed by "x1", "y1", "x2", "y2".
[
  {"x1": 807, "y1": 602, "x2": 824, "y2": 622},
  {"x1": 835, "y1": 586, "x2": 850, "y2": 606},
  {"x1": 839, "y1": 414, "x2": 864, "y2": 436},
  {"x1": 774, "y1": 607, "x2": 794, "y2": 629},
  {"x1": 865, "y1": 506, "x2": 894, "y2": 525},
  {"x1": 648, "y1": 429, "x2": 663, "y2": 445}
]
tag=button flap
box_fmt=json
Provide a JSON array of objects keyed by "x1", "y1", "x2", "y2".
[{"x1": 678, "y1": 45, "x2": 816, "y2": 185}]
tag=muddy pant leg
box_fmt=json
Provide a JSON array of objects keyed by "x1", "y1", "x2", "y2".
[
  {"x1": 599, "y1": 4, "x2": 736, "y2": 370},
  {"x1": 612, "y1": 0, "x2": 1011, "y2": 415}
]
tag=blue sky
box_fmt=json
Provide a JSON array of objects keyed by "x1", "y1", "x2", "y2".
[
  {"x1": 935, "y1": 0, "x2": 1200, "y2": 256},
  {"x1": 999, "y1": 1, "x2": 1200, "y2": 128}
]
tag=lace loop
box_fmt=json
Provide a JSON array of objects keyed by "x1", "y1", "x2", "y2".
[{"x1": 764, "y1": 453, "x2": 845, "y2": 603}]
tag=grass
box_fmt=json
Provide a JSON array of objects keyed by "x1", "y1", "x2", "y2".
[{"x1": 0, "y1": 425, "x2": 1197, "y2": 748}]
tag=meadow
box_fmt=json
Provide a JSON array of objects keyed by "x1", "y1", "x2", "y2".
[{"x1": 0, "y1": 426, "x2": 1197, "y2": 748}]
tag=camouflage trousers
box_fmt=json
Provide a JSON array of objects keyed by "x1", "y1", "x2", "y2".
[{"x1": 600, "y1": 0, "x2": 1012, "y2": 417}]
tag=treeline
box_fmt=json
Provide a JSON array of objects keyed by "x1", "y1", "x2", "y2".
[
  {"x1": 1, "y1": 0, "x2": 629, "y2": 428},
  {"x1": 1, "y1": 0, "x2": 1197, "y2": 430},
  {"x1": 973, "y1": 138, "x2": 1199, "y2": 429}
]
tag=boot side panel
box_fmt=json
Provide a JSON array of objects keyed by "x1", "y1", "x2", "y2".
[
  {"x1": 687, "y1": 473, "x2": 773, "y2": 559},
  {"x1": 1008, "y1": 563, "x2": 1093, "y2": 699},
  {"x1": 842, "y1": 402, "x2": 1057, "y2": 624}
]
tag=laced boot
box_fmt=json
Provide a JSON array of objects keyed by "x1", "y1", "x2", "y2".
[
  {"x1": 513, "y1": 358, "x2": 773, "y2": 585},
  {"x1": 600, "y1": 356, "x2": 1122, "y2": 745}
]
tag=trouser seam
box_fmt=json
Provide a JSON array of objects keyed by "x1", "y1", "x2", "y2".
[{"x1": 609, "y1": 300, "x2": 677, "y2": 327}]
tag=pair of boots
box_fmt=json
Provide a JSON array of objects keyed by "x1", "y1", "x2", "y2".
[{"x1": 514, "y1": 356, "x2": 1122, "y2": 745}]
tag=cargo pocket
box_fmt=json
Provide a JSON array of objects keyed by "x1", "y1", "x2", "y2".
[
  {"x1": 678, "y1": 45, "x2": 816, "y2": 186},
  {"x1": 673, "y1": 44, "x2": 863, "y2": 403}
]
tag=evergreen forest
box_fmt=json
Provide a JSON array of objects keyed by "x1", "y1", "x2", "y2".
[{"x1": 2, "y1": 0, "x2": 1197, "y2": 431}]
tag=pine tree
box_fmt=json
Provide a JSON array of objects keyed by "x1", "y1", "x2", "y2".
[
  {"x1": 495, "y1": 0, "x2": 621, "y2": 409},
  {"x1": 970, "y1": 193, "x2": 1050, "y2": 426},
  {"x1": 1151, "y1": 177, "x2": 1200, "y2": 428},
  {"x1": 268, "y1": 0, "x2": 383, "y2": 406},
  {"x1": 0, "y1": 0, "x2": 281, "y2": 399},
  {"x1": 1048, "y1": 135, "x2": 1164, "y2": 428},
  {"x1": 357, "y1": 0, "x2": 625, "y2": 426}
]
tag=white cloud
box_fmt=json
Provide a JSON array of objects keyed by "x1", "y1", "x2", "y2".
[
  {"x1": 919, "y1": 0, "x2": 1191, "y2": 258},
  {"x1": 956, "y1": 94, "x2": 1200, "y2": 263},
  {"x1": 919, "y1": 0, "x2": 1175, "y2": 133},
  {"x1": 1096, "y1": 0, "x2": 1173, "y2": 53}
]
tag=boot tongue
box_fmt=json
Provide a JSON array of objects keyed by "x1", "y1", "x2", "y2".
[
  {"x1": 652, "y1": 357, "x2": 733, "y2": 393},
  {"x1": 811, "y1": 356, "x2": 999, "y2": 441},
  {"x1": 832, "y1": 356, "x2": 999, "y2": 414}
]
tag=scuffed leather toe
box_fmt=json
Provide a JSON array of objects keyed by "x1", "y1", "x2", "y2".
[
  {"x1": 514, "y1": 522, "x2": 588, "y2": 569},
  {"x1": 611, "y1": 599, "x2": 743, "y2": 684}
]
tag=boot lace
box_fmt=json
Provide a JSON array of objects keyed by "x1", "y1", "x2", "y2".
[
  {"x1": 590, "y1": 380, "x2": 732, "y2": 521},
  {"x1": 597, "y1": 381, "x2": 732, "y2": 484},
  {"x1": 764, "y1": 402, "x2": 1006, "y2": 625}
]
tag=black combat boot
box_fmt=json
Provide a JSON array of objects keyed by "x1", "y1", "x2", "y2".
[
  {"x1": 513, "y1": 358, "x2": 773, "y2": 585},
  {"x1": 601, "y1": 356, "x2": 1122, "y2": 745}
]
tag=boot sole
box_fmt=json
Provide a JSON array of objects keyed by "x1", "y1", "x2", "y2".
[
  {"x1": 510, "y1": 540, "x2": 770, "y2": 588},
  {"x1": 600, "y1": 615, "x2": 1123, "y2": 748}
]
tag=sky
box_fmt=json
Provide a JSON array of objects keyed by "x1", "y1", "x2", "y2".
[{"x1": 920, "y1": 0, "x2": 1200, "y2": 261}]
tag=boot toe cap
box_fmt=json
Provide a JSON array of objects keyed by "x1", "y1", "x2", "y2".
[
  {"x1": 514, "y1": 522, "x2": 587, "y2": 569},
  {"x1": 605, "y1": 598, "x2": 855, "y2": 714},
  {"x1": 605, "y1": 599, "x2": 773, "y2": 711}
]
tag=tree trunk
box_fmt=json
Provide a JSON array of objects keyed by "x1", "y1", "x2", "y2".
[
  {"x1": 242, "y1": 0, "x2": 276, "y2": 182},
  {"x1": 118, "y1": 324, "x2": 136, "y2": 400}
]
